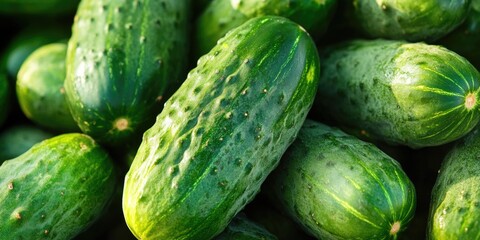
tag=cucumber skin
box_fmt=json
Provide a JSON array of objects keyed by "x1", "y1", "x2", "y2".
[
  {"x1": 313, "y1": 39, "x2": 480, "y2": 148},
  {"x1": 0, "y1": 73, "x2": 9, "y2": 128},
  {"x1": 123, "y1": 15, "x2": 320, "y2": 240},
  {"x1": 428, "y1": 128, "x2": 480, "y2": 239},
  {"x1": 0, "y1": 0, "x2": 80, "y2": 15},
  {"x1": 65, "y1": 0, "x2": 189, "y2": 146},
  {"x1": 267, "y1": 120, "x2": 416, "y2": 239},
  {"x1": 17, "y1": 43, "x2": 79, "y2": 133},
  {"x1": 438, "y1": 0, "x2": 480, "y2": 68},
  {"x1": 215, "y1": 214, "x2": 278, "y2": 240},
  {"x1": 194, "y1": 0, "x2": 337, "y2": 56},
  {"x1": 0, "y1": 124, "x2": 54, "y2": 163},
  {"x1": 0, "y1": 133, "x2": 116, "y2": 239},
  {"x1": 343, "y1": 0, "x2": 471, "y2": 42}
]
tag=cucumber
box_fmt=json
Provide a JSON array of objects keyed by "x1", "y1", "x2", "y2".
[
  {"x1": 0, "y1": 133, "x2": 116, "y2": 239},
  {"x1": 194, "y1": 0, "x2": 337, "y2": 56},
  {"x1": 313, "y1": 39, "x2": 480, "y2": 148},
  {"x1": 0, "y1": 124, "x2": 54, "y2": 163},
  {"x1": 123, "y1": 16, "x2": 320, "y2": 240},
  {"x1": 437, "y1": 0, "x2": 480, "y2": 68},
  {"x1": 266, "y1": 119, "x2": 416, "y2": 239},
  {"x1": 0, "y1": 0, "x2": 80, "y2": 15},
  {"x1": 342, "y1": 0, "x2": 471, "y2": 42},
  {"x1": 17, "y1": 43, "x2": 79, "y2": 133},
  {"x1": 0, "y1": 72, "x2": 9, "y2": 128},
  {"x1": 65, "y1": 0, "x2": 190, "y2": 146},
  {"x1": 215, "y1": 213, "x2": 278, "y2": 240},
  {"x1": 427, "y1": 127, "x2": 480, "y2": 239}
]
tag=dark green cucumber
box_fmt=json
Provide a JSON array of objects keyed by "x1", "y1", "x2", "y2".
[
  {"x1": 17, "y1": 43, "x2": 78, "y2": 133},
  {"x1": 123, "y1": 16, "x2": 320, "y2": 240},
  {"x1": 0, "y1": 0, "x2": 80, "y2": 15},
  {"x1": 313, "y1": 39, "x2": 480, "y2": 148},
  {"x1": 428, "y1": 128, "x2": 480, "y2": 239},
  {"x1": 267, "y1": 120, "x2": 416, "y2": 239},
  {"x1": 0, "y1": 124, "x2": 54, "y2": 163},
  {"x1": 65, "y1": 0, "x2": 189, "y2": 146},
  {"x1": 438, "y1": 0, "x2": 480, "y2": 68},
  {"x1": 0, "y1": 133, "x2": 116, "y2": 239},
  {"x1": 0, "y1": 72, "x2": 9, "y2": 128},
  {"x1": 342, "y1": 0, "x2": 471, "y2": 41},
  {"x1": 194, "y1": 0, "x2": 337, "y2": 56},
  {"x1": 215, "y1": 213, "x2": 278, "y2": 240}
]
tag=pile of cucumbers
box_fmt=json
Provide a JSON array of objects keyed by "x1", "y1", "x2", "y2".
[{"x1": 0, "y1": 0, "x2": 479, "y2": 239}]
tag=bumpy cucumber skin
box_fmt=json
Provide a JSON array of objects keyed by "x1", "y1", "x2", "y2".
[
  {"x1": 428, "y1": 128, "x2": 480, "y2": 239},
  {"x1": 313, "y1": 39, "x2": 480, "y2": 148},
  {"x1": 0, "y1": 0, "x2": 80, "y2": 15},
  {"x1": 0, "y1": 73, "x2": 9, "y2": 128},
  {"x1": 194, "y1": 0, "x2": 337, "y2": 56},
  {"x1": 343, "y1": 0, "x2": 471, "y2": 42},
  {"x1": 438, "y1": 0, "x2": 480, "y2": 68},
  {"x1": 267, "y1": 120, "x2": 416, "y2": 239},
  {"x1": 123, "y1": 16, "x2": 320, "y2": 240},
  {"x1": 0, "y1": 124, "x2": 54, "y2": 163},
  {"x1": 0, "y1": 133, "x2": 116, "y2": 239},
  {"x1": 17, "y1": 43, "x2": 79, "y2": 133},
  {"x1": 215, "y1": 214, "x2": 278, "y2": 240},
  {"x1": 66, "y1": 0, "x2": 189, "y2": 146}
]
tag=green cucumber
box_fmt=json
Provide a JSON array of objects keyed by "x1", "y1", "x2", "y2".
[
  {"x1": 266, "y1": 119, "x2": 416, "y2": 239},
  {"x1": 17, "y1": 43, "x2": 79, "y2": 133},
  {"x1": 313, "y1": 39, "x2": 480, "y2": 148},
  {"x1": 215, "y1": 213, "x2": 278, "y2": 240},
  {"x1": 0, "y1": 72, "x2": 9, "y2": 128},
  {"x1": 123, "y1": 15, "x2": 320, "y2": 240},
  {"x1": 0, "y1": 124, "x2": 54, "y2": 163},
  {"x1": 194, "y1": 0, "x2": 337, "y2": 56},
  {"x1": 0, "y1": 0, "x2": 80, "y2": 15},
  {"x1": 0, "y1": 133, "x2": 116, "y2": 239},
  {"x1": 65, "y1": 0, "x2": 190, "y2": 146},
  {"x1": 342, "y1": 0, "x2": 471, "y2": 41},
  {"x1": 437, "y1": 0, "x2": 480, "y2": 68},
  {"x1": 427, "y1": 127, "x2": 480, "y2": 239}
]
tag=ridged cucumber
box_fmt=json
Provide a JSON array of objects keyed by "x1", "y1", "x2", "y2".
[
  {"x1": 0, "y1": 133, "x2": 116, "y2": 239},
  {"x1": 17, "y1": 42, "x2": 78, "y2": 133},
  {"x1": 65, "y1": 0, "x2": 190, "y2": 146},
  {"x1": 123, "y1": 16, "x2": 320, "y2": 240},
  {"x1": 428, "y1": 127, "x2": 480, "y2": 239},
  {"x1": 313, "y1": 39, "x2": 480, "y2": 148},
  {"x1": 266, "y1": 119, "x2": 416, "y2": 239}
]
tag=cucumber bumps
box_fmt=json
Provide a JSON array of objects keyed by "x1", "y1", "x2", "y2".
[
  {"x1": 123, "y1": 16, "x2": 320, "y2": 239},
  {"x1": 65, "y1": 0, "x2": 189, "y2": 146},
  {"x1": 313, "y1": 39, "x2": 480, "y2": 148}
]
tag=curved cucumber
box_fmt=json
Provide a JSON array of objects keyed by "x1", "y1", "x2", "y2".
[
  {"x1": 428, "y1": 127, "x2": 480, "y2": 239},
  {"x1": 313, "y1": 39, "x2": 480, "y2": 148},
  {"x1": 267, "y1": 120, "x2": 416, "y2": 239},
  {"x1": 17, "y1": 43, "x2": 79, "y2": 133},
  {"x1": 66, "y1": 0, "x2": 190, "y2": 146},
  {"x1": 0, "y1": 133, "x2": 116, "y2": 239},
  {"x1": 343, "y1": 0, "x2": 471, "y2": 41},
  {"x1": 123, "y1": 16, "x2": 320, "y2": 240},
  {"x1": 194, "y1": 0, "x2": 337, "y2": 56}
]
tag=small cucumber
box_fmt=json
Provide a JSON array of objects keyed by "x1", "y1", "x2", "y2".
[
  {"x1": 17, "y1": 42, "x2": 79, "y2": 133},
  {"x1": 0, "y1": 133, "x2": 116, "y2": 239},
  {"x1": 313, "y1": 39, "x2": 480, "y2": 148},
  {"x1": 266, "y1": 120, "x2": 416, "y2": 239},
  {"x1": 428, "y1": 127, "x2": 480, "y2": 239},
  {"x1": 123, "y1": 16, "x2": 320, "y2": 240},
  {"x1": 0, "y1": 124, "x2": 54, "y2": 163}
]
